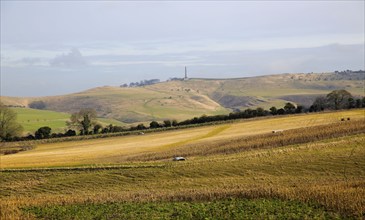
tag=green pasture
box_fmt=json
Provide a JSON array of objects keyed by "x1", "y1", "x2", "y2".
[
  {"x1": 14, "y1": 108, "x2": 70, "y2": 133},
  {"x1": 12, "y1": 108, "x2": 125, "y2": 134}
]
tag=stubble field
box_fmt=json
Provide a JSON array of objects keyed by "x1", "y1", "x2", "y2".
[{"x1": 0, "y1": 109, "x2": 364, "y2": 219}]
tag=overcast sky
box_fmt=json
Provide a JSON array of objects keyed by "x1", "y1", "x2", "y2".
[{"x1": 1, "y1": 1, "x2": 364, "y2": 97}]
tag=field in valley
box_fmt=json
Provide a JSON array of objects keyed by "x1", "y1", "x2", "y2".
[
  {"x1": 12, "y1": 108, "x2": 125, "y2": 134},
  {"x1": 1, "y1": 109, "x2": 364, "y2": 219}
]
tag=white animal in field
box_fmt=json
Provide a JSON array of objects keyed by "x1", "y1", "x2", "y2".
[{"x1": 173, "y1": 156, "x2": 186, "y2": 161}]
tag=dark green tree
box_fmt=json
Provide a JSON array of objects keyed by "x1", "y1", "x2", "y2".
[
  {"x1": 172, "y1": 120, "x2": 178, "y2": 126},
  {"x1": 163, "y1": 120, "x2": 172, "y2": 127},
  {"x1": 269, "y1": 106, "x2": 277, "y2": 115},
  {"x1": 35, "y1": 126, "x2": 52, "y2": 139},
  {"x1": 284, "y1": 102, "x2": 296, "y2": 114},
  {"x1": 93, "y1": 124, "x2": 103, "y2": 134},
  {"x1": 29, "y1": 101, "x2": 46, "y2": 109},
  {"x1": 149, "y1": 121, "x2": 160, "y2": 129},
  {"x1": 347, "y1": 97, "x2": 355, "y2": 109},
  {"x1": 295, "y1": 105, "x2": 304, "y2": 113},
  {"x1": 326, "y1": 90, "x2": 353, "y2": 110},
  {"x1": 355, "y1": 99, "x2": 362, "y2": 108},
  {"x1": 309, "y1": 96, "x2": 327, "y2": 112},
  {"x1": 136, "y1": 123, "x2": 147, "y2": 130},
  {"x1": 64, "y1": 129, "x2": 76, "y2": 137},
  {"x1": 277, "y1": 108, "x2": 285, "y2": 115}
]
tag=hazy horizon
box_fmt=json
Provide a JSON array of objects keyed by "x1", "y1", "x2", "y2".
[{"x1": 1, "y1": 1, "x2": 364, "y2": 97}]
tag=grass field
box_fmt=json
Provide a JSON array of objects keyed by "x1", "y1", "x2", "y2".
[
  {"x1": 12, "y1": 108, "x2": 125, "y2": 134},
  {"x1": 14, "y1": 108, "x2": 71, "y2": 133},
  {"x1": 1, "y1": 109, "x2": 364, "y2": 219}
]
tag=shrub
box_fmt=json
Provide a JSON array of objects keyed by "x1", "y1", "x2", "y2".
[
  {"x1": 64, "y1": 129, "x2": 76, "y2": 137},
  {"x1": 29, "y1": 101, "x2": 46, "y2": 109},
  {"x1": 150, "y1": 121, "x2": 161, "y2": 129},
  {"x1": 35, "y1": 127, "x2": 52, "y2": 139}
]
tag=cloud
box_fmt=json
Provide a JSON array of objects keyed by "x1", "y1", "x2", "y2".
[
  {"x1": 49, "y1": 48, "x2": 87, "y2": 67},
  {"x1": 20, "y1": 57, "x2": 42, "y2": 65}
]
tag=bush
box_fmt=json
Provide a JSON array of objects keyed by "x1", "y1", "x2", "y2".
[
  {"x1": 150, "y1": 121, "x2": 161, "y2": 129},
  {"x1": 163, "y1": 120, "x2": 172, "y2": 127},
  {"x1": 64, "y1": 129, "x2": 76, "y2": 137},
  {"x1": 29, "y1": 101, "x2": 46, "y2": 110},
  {"x1": 35, "y1": 127, "x2": 52, "y2": 139}
]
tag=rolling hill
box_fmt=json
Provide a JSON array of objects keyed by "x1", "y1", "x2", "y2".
[{"x1": 1, "y1": 71, "x2": 364, "y2": 124}]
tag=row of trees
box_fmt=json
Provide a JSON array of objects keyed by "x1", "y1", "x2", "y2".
[
  {"x1": 120, "y1": 79, "x2": 160, "y2": 88},
  {"x1": 309, "y1": 90, "x2": 365, "y2": 112}
]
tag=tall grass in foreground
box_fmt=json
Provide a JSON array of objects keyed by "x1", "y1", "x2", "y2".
[{"x1": 23, "y1": 198, "x2": 340, "y2": 220}]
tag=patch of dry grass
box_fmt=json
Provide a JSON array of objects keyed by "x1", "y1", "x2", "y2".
[{"x1": 125, "y1": 119, "x2": 365, "y2": 161}]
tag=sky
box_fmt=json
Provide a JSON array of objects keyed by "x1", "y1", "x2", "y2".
[{"x1": 1, "y1": 1, "x2": 364, "y2": 97}]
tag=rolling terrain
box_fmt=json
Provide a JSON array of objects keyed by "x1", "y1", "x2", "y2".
[
  {"x1": 1, "y1": 109, "x2": 363, "y2": 168},
  {"x1": 1, "y1": 109, "x2": 364, "y2": 219},
  {"x1": 1, "y1": 71, "x2": 364, "y2": 124}
]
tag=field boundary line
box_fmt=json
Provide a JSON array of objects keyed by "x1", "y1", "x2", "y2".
[{"x1": 0, "y1": 164, "x2": 166, "y2": 173}]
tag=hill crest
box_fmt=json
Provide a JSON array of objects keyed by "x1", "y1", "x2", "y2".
[{"x1": 1, "y1": 71, "x2": 364, "y2": 124}]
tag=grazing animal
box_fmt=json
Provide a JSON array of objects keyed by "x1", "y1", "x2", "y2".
[{"x1": 173, "y1": 157, "x2": 186, "y2": 161}]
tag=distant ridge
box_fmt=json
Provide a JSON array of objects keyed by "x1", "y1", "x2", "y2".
[{"x1": 2, "y1": 71, "x2": 364, "y2": 124}]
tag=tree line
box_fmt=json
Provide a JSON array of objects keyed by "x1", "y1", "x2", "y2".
[
  {"x1": 1, "y1": 90, "x2": 364, "y2": 142},
  {"x1": 309, "y1": 90, "x2": 364, "y2": 112},
  {"x1": 120, "y1": 79, "x2": 160, "y2": 88}
]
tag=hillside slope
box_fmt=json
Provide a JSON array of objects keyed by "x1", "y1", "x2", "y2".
[{"x1": 1, "y1": 71, "x2": 364, "y2": 123}]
